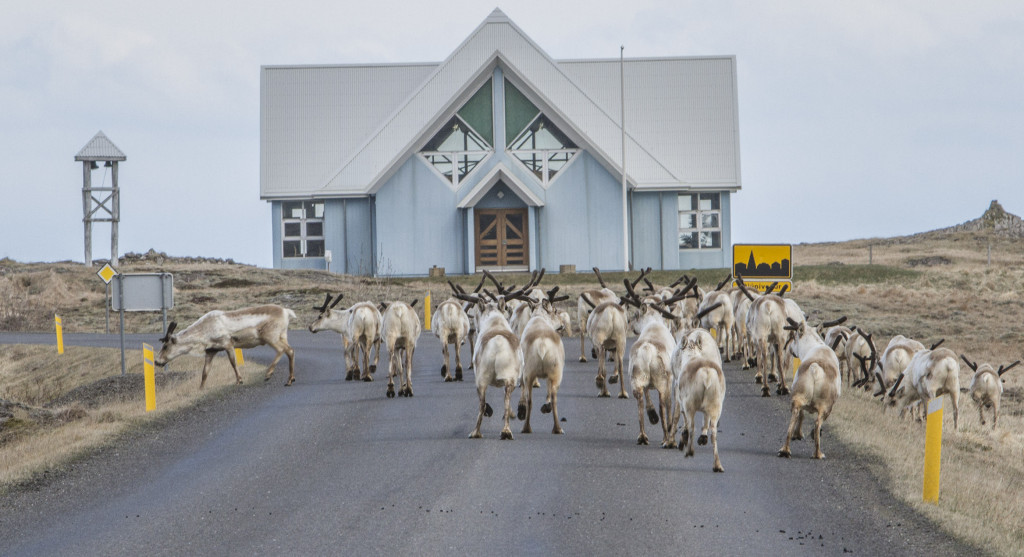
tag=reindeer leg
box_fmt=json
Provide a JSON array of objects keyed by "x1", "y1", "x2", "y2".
[
  {"x1": 578, "y1": 326, "x2": 588, "y2": 363},
  {"x1": 616, "y1": 349, "x2": 628, "y2": 399},
  {"x1": 441, "y1": 341, "x2": 451, "y2": 381},
  {"x1": 596, "y1": 347, "x2": 609, "y2": 397},
  {"x1": 710, "y1": 411, "x2": 724, "y2": 473},
  {"x1": 549, "y1": 383, "x2": 563, "y2": 434},
  {"x1": 500, "y1": 382, "x2": 515, "y2": 440},
  {"x1": 200, "y1": 350, "x2": 217, "y2": 389},
  {"x1": 404, "y1": 345, "x2": 415, "y2": 397},
  {"x1": 470, "y1": 385, "x2": 486, "y2": 438},
  {"x1": 454, "y1": 338, "x2": 463, "y2": 381},
  {"x1": 778, "y1": 405, "x2": 801, "y2": 458},
  {"x1": 634, "y1": 386, "x2": 649, "y2": 445},
  {"x1": 519, "y1": 374, "x2": 533, "y2": 434},
  {"x1": 812, "y1": 411, "x2": 826, "y2": 459}
]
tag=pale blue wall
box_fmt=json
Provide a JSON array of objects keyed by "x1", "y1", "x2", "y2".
[{"x1": 271, "y1": 199, "x2": 374, "y2": 273}]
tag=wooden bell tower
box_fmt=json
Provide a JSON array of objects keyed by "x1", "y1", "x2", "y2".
[{"x1": 75, "y1": 131, "x2": 126, "y2": 266}]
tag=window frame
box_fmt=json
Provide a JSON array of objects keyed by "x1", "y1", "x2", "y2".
[
  {"x1": 418, "y1": 114, "x2": 493, "y2": 188},
  {"x1": 506, "y1": 114, "x2": 580, "y2": 187},
  {"x1": 281, "y1": 200, "x2": 326, "y2": 259},
  {"x1": 678, "y1": 192, "x2": 722, "y2": 251}
]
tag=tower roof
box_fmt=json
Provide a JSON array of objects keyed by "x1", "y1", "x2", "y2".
[{"x1": 75, "y1": 131, "x2": 126, "y2": 162}]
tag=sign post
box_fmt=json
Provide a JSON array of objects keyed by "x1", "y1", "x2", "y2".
[
  {"x1": 55, "y1": 315, "x2": 64, "y2": 355},
  {"x1": 110, "y1": 273, "x2": 174, "y2": 378},
  {"x1": 142, "y1": 343, "x2": 156, "y2": 412},
  {"x1": 732, "y1": 244, "x2": 793, "y2": 292},
  {"x1": 97, "y1": 263, "x2": 116, "y2": 334},
  {"x1": 923, "y1": 398, "x2": 944, "y2": 503}
]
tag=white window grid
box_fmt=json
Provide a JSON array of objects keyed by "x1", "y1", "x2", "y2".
[
  {"x1": 678, "y1": 193, "x2": 722, "y2": 250},
  {"x1": 419, "y1": 116, "x2": 493, "y2": 188},
  {"x1": 282, "y1": 201, "x2": 325, "y2": 258}
]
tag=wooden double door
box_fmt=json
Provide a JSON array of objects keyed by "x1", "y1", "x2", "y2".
[{"x1": 475, "y1": 208, "x2": 528, "y2": 270}]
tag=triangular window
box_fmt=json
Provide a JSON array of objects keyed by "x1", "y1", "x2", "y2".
[
  {"x1": 420, "y1": 80, "x2": 493, "y2": 187},
  {"x1": 508, "y1": 113, "x2": 579, "y2": 186}
]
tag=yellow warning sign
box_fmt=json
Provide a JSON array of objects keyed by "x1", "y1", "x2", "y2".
[{"x1": 733, "y1": 244, "x2": 792, "y2": 281}]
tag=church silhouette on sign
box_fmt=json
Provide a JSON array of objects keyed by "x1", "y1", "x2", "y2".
[{"x1": 734, "y1": 250, "x2": 790, "y2": 278}]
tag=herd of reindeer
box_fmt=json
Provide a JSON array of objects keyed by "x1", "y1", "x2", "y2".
[{"x1": 153, "y1": 267, "x2": 1018, "y2": 472}]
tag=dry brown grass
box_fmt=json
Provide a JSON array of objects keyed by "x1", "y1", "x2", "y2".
[{"x1": 2, "y1": 233, "x2": 1023, "y2": 553}]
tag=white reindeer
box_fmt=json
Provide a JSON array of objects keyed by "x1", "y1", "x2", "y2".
[
  {"x1": 778, "y1": 317, "x2": 842, "y2": 459},
  {"x1": 888, "y1": 341, "x2": 961, "y2": 430},
  {"x1": 672, "y1": 330, "x2": 726, "y2": 472},
  {"x1": 380, "y1": 299, "x2": 421, "y2": 398},
  {"x1": 308, "y1": 294, "x2": 382, "y2": 381},
  {"x1": 960, "y1": 356, "x2": 1019, "y2": 429},
  {"x1": 516, "y1": 290, "x2": 569, "y2": 435},
  {"x1": 434, "y1": 286, "x2": 472, "y2": 382},
  {"x1": 156, "y1": 305, "x2": 296, "y2": 388}
]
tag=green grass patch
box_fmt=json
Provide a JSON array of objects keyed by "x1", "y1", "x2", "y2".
[{"x1": 794, "y1": 264, "x2": 921, "y2": 285}]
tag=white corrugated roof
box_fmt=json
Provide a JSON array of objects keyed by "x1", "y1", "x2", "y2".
[
  {"x1": 260, "y1": 9, "x2": 740, "y2": 198},
  {"x1": 75, "y1": 131, "x2": 126, "y2": 161}
]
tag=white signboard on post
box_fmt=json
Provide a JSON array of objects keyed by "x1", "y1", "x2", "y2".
[{"x1": 110, "y1": 273, "x2": 174, "y2": 311}]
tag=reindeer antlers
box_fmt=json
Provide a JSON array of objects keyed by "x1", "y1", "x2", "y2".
[
  {"x1": 999, "y1": 361, "x2": 1021, "y2": 376},
  {"x1": 959, "y1": 354, "x2": 978, "y2": 372},
  {"x1": 159, "y1": 321, "x2": 177, "y2": 343},
  {"x1": 714, "y1": 273, "x2": 732, "y2": 292},
  {"x1": 592, "y1": 267, "x2": 608, "y2": 289},
  {"x1": 929, "y1": 339, "x2": 945, "y2": 350},
  {"x1": 821, "y1": 316, "x2": 847, "y2": 328}
]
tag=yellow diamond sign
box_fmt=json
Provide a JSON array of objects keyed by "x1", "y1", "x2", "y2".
[{"x1": 97, "y1": 263, "x2": 117, "y2": 284}]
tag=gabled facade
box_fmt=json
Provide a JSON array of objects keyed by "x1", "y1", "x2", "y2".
[{"x1": 260, "y1": 9, "x2": 741, "y2": 276}]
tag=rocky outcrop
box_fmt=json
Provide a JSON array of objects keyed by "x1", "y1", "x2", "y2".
[{"x1": 943, "y1": 200, "x2": 1024, "y2": 237}]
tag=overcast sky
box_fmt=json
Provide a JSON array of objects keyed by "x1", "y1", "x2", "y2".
[{"x1": 2, "y1": 1, "x2": 1021, "y2": 267}]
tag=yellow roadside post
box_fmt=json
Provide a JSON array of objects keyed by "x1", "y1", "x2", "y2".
[
  {"x1": 923, "y1": 398, "x2": 943, "y2": 503},
  {"x1": 793, "y1": 358, "x2": 801, "y2": 375},
  {"x1": 234, "y1": 348, "x2": 244, "y2": 366},
  {"x1": 55, "y1": 315, "x2": 64, "y2": 355},
  {"x1": 425, "y1": 291, "x2": 432, "y2": 331},
  {"x1": 142, "y1": 343, "x2": 156, "y2": 412}
]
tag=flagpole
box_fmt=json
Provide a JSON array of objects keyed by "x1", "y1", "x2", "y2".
[{"x1": 620, "y1": 45, "x2": 629, "y2": 271}]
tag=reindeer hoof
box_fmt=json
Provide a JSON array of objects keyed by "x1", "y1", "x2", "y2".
[
  {"x1": 755, "y1": 375, "x2": 763, "y2": 385},
  {"x1": 813, "y1": 452, "x2": 825, "y2": 460},
  {"x1": 598, "y1": 392, "x2": 610, "y2": 398},
  {"x1": 540, "y1": 403, "x2": 552, "y2": 414},
  {"x1": 362, "y1": 375, "x2": 373, "y2": 382},
  {"x1": 778, "y1": 386, "x2": 790, "y2": 396},
  {"x1": 484, "y1": 403, "x2": 493, "y2": 417},
  {"x1": 647, "y1": 408, "x2": 660, "y2": 425},
  {"x1": 698, "y1": 434, "x2": 708, "y2": 446},
  {"x1": 517, "y1": 403, "x2": 527, "y2": 420},
  {"x1": 469, "y1": 432, "x2": 482, "y2": 439},
  {"x1": 284, "y1": 379, "x2": 294, "y2": 387},
  {"x1": 500, "y1": 431, "x2": 514, "y2": 440},
  {"x1": 761, "y1": 386, "x2": 771, "y2": 397},
  {"x1": 637, "y1": 435, "x2": 649, "y2": 446},
  {"x1": 595, "y1": 376, "x2": 606, "y2": 389},
  {"x1": 778, "y1": 449, "x2": 791, "y2": 458},
  {"x1": 680, "y1": 430, "x2": 689, "y2": 448},
  {"x1": 455, "y1": 365, "x2": 462, "y2": 375},
  {"x1": 713, "y1": 465, "x2": 725, "y2": 473},
  {"x1": 661, "y1": 441, "x2": 675, "y2": 449},
  {"x1": 444, "y1": 375, "x2": 453, "y2": 382},
  {"x1": 608, "y1": 374, "x2": 618, "y2": 384},
  {"x1": 618, "y1": 393, "x2": 629, "y2": 400},
  {"x1": 456, "y1": 373, "x2": 463, "y2": 382},
  {"x1": 768, "y1": 374, "x2": 778, "y2": 384},
  {"x1": 522, "y1": 425, "x2": 532, "y2": 434},
  {"x1": 591, "y1": 348, "x2": 598, "y2": 359},
  {"x1": 792, "y1": 432, "x2": 803, "y2": 441},
  {"x1": 407, "y1": 389, "x2": 413, "y2": 397},
  {"x1": 441, "y1": 364, "x2": 447, "y2": 377},
  {"x1": 579, "y1": 356, "x2": 587, "y2": 363},
  {"x1": 553, "y1": 427, "x2": 564, "y2": 435},
  {"x1": 345, "y1": 371, "x2": 354, "y2": 381},
  {"x1": 369, "y1": 365, "x2": 377, "y2": 374}
]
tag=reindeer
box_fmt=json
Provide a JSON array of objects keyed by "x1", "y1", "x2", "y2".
[
  {"x1": 576, "y1": 267, "x2": 618, "y2": 362},
  {"x1": 308, "y1": 293, "x2": 382, "y2": 381},
  {"x1": 960, "y1": 356, "x2": 1020, "y2": 429},
  {"x1": 736, "y1": 276, "x2": 790, "y2": 396},
  {"x1": 887, "y1": 341, "x2": 961, "y2": 430},
  {"x1": 156, "y1": 305, "x2": 296, "y2": 388},
  {"x1": 516, "y1": 286, "x2": 570, "y2": 435},
  {"x1": 434, "y1": 283, "x2": 473, "y2": 382},
  {"x1": 778, "y1": 317, "x2": 843, "y2": 459},
  {"x1": 380, "y1": 299, "x2": 421, "y2": 398}
]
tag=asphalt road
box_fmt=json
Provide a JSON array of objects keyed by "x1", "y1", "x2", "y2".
[{"x1": 0, "y1": 330, "x2": 974, "y2": 556}]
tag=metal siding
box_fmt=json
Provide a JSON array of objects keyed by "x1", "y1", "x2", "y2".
[
  {"x1": 323, "y1": 201, "x2": 345, "y2": 272},
  {"x1": 344, "y1": 199, "x2": 373, "y2": 276},
  {"x1": 630, "y1": 192, "x2": 662, "y2": 270},
  {"x1": 661, "y1": 194, "x2": 679, "y2": 270},
  {"x1": 559, "y1": 57, "x2": 740, "y2": 187},
  {"x1": 271, "y1": 202, "x2": 282, "y2": 267},
  {"x1": 261, "y1": 63, "x2": 438, "y2": 198},
  {"x1": 374, "y1": 157, "x2": 465, "y2": 276}
]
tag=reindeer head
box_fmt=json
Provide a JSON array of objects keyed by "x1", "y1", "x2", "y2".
[
  {"x1": 155, "y1": 321, "x2": 190, "y2": 366},
  {"x1": 308, "y1": 293, "x2": 345, "y2": 333}
]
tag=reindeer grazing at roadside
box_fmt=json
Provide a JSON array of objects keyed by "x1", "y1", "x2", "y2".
[
  {"x1": 960, "y1": 356, "x2": 1019, "y2": 429},
  {"x1": 778, "y1": 317, "x2": 842, "y2": 459},
  {"x1": 887, "y1": 342, "x2": 962, "y2": 430},
  {"x1": 866, "y1": 334, "x2": 924, "y2": 398},
  {"x1": 516, "y1": 286, "x2": 570, "y2": 435},
  {"x1": 380, "y1": 299, "x2": 421, "y2": 398},
  {"x1": 455, "y1": 279, "x2": 529, "y2": 440},
  {"x1": 156, "y1": 304, "x2": 297, "y2": 388},
  {"x1": 308, "y1": 293, "x2": 382, "y2": 381}
]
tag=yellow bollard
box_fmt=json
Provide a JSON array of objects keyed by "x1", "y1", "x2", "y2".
[
  {"x1": 425, "y1": 291, "x2": 432, "y2": 331},
  {"x1": 709, "y1": 328, "x2": 716, "y2": 340},
  {"x1": 143, "y1": 343, "x2": 156, "y2": 412},
  {"x1": 234, "y1": 348, "x2": 244, "y2": 366},
  {"x1": 923, "y1": 398, "x2": 943, "y2": 503},
  {"x1": 793, "y1": 357, "x2": 801, "y2": 375},
  {"x1": 55, "y1": 315, "x2": 64, "y2": 355}
]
